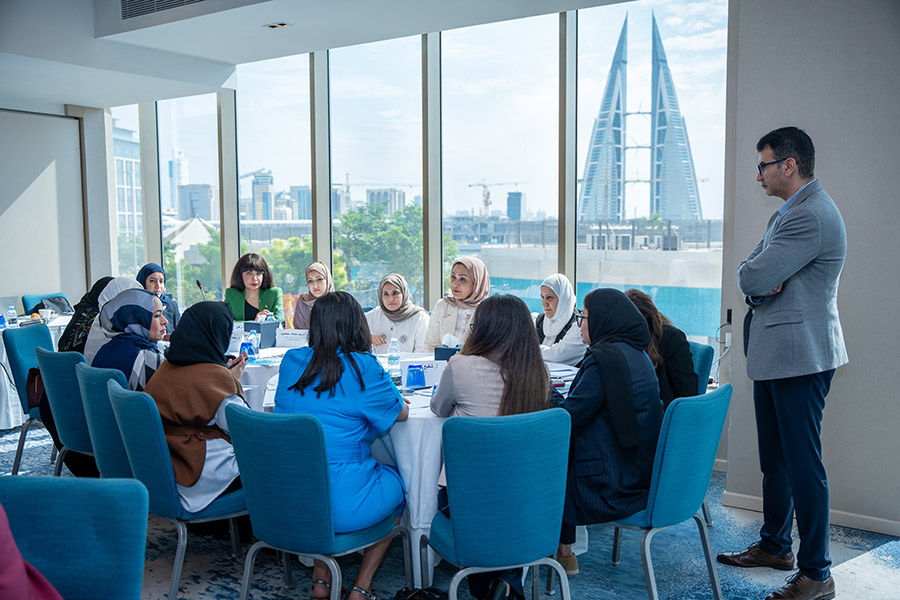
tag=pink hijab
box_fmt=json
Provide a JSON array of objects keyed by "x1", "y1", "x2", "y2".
[{"x1": 445, "y1": 257, "x2": 491, "y2": 310}]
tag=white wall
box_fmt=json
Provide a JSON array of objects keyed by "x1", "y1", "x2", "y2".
[
  {"x1": 0, "y1": 110, "x2": 87, "y2": 311},
  {"x1": 722, "y1": 0, "x2": 900, "y2": 534}
]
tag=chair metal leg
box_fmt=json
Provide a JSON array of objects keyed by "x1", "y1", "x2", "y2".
[
  {"x1": 541, "y1": 558, "x2": 572, "y2": 600},
  {"x1": 323, "y1": 556, "x2": 342, "y2": 600},
  {"x1": 545, "y1": 555, "x2": 557, "y2": 595},
  {"x1": 240, "y1": 540, "x2": 266, "y2": 600},
  {"x1": 611, "y1": 527, "x2": 622, "y2": 566},
  {"x1": 170, "y1": 520, "x2": 189, "y2": 599},
  {"x1": 53, "y1": 446, "x2": 69, "y2": 476},
  {"x1": 447, "y1": 569, "x2": 466, "y2": 600},
  {"x1": 702, "y1": 497, "x2": 713, "y2": 527},
  {"x1": 528, "y1": 565, "x2": 540, "y2": 600},
  {"x1": 11, "y1": 417, "x2": 34, "y2": 475},
  {"x1": 419, "y1": 534, "x2": 433, "y2": 589},
  {"x1": 639, "y1": 528, "x2": 661, "y2": 600},
  {"x1": 394, "y1": 525, "x2": 413, "y2": 588},
  {"x1": 693, "y1": 514, "x2": 723, "y2": 600},
  {"x1": 229, "y1": 517, "x2": 239, "y2": 556},
  {"x1": 281, "y1": 551, "x2": 292, "y2": 588},
  {"x1": 50, "y1": 444, "x2": 57, "y2": 464}
]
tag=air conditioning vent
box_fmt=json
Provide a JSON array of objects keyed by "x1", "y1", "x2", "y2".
[{"x1": 121, "y1": 0, "x2": 206, "y2": 20}]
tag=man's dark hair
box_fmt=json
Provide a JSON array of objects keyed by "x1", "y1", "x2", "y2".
[{"x1": 757, "y1": 126, "x2": 815, "y2": 178}]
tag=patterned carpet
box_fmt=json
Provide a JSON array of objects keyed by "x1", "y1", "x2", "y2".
[{"x1": 2, "y1": 423, "x2": 899, "y2": 599}]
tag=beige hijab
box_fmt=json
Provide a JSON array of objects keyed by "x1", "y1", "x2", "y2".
[
  {"x1": 297, "y1": 261, "x2": 335, "y2": 308},
  {"x1": 378, "y1": 274, "x2": 427, "y2": 323},
  {"x1": 445, "y1": 257, "x2": 491, "y2": 310}
]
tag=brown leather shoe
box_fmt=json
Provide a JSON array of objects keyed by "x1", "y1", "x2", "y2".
[
  {"x1": 716, "y1": 542, "x2": 794, "y2": 570},
  {"x1": 765, "y1": 573, "x2": 835, "y2": 600}
]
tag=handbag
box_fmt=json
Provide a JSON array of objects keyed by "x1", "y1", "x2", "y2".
[
  {"x1": 25, "y1": 367, "x2": 46, "y2": 410},
  {"x1": 36, "y1": 296, "x2": 75, "y2": 315},
  {"x1": 393, "y1": 587, "x2": 448, "y2": 600}
]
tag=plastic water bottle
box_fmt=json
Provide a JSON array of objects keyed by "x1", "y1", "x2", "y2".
[
  {"x1": 247, "y1": 330, "x2": 260, "y2": 358},
  {"x1": 388, "y1": 338, "x2": 402, "y2": 388},
  {"x1": 6, "y1": 306, "x2": 17, "y2": 328},
  {"x1": 0, "y1": 312, "x2": 5, "y2": 330}
]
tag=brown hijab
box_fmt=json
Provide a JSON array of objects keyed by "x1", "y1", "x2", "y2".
[
  {"x1": 378, "y1": 273, "x2": 427, "y2": 323},
  {"x1": 445, "y1": 257, "x2": 491, "y2": 310},
  {"x1": 297, "y1": 261, "x2": 335, "y2": 308}
]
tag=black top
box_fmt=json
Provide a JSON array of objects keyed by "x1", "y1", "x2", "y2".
[
  {"x1": 657, "y1": 323, "x2": 698, "y2": 409},
  {"x1": 243, "y1": 299, "x2": 259, "y2": 322}
]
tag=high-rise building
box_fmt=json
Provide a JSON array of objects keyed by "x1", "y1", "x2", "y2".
[
  {"x1": 366, "y1": 188, "x2": 406, "y2": 215},
  {"x1": 331, "y1": 186, "x2": 350, "y2": 216},
  {"x1": 291, "y1": 185, "x2": 312, "y2": 220},
  {"x1": 252, "y1": 170, "x2": 274, "y2": 220},
  {"x1": 650, "y1": 15, "x2": 703, "y2": 221},
  {"x1": 578, "y1": 17, "x2": 627, "y2": 223},
  {"x1": 112, "y1": 120, "x2": 142, "y2": 236},
  {"x1": 168, "y1": 149, "x2": 188, "y2": 213},
  {"x1": 178, "y1": 184, "x2": 218, "y2": 220},
  {"x1": 507, "y1": 191, "x2": 524, "y2": 221}
]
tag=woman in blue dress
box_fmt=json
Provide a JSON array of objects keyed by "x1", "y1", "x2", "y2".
[{"x1": 274, "y1": 291, "x2": 408, "y2": 600}]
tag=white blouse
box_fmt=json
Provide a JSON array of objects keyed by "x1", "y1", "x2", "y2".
[
  {"x1": 535, "y1": 314, "x2": 587, "y2": 367},
  {"x1": 366, "y1": 307, "x2": 430, "y2": 353}
]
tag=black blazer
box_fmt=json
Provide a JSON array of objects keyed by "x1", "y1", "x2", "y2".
[
  {"x1": 657, "y1": 324, "x2": 698, "y2": 409},
  {"x1": 561, "y1": 344, "x2": 663, "y2": 525}
]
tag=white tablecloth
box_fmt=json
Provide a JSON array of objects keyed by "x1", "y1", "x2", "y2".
[
  {"x1": 239, "y1": 347, "x2": 289, "y2": 411},
  {"x1": 0, "y1": 317, "x2": 70, "y2": 429}
]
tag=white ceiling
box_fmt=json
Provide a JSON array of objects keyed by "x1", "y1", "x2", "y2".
[{"x1": 0, "y1": 0, "x2": 617, "y2": 114}]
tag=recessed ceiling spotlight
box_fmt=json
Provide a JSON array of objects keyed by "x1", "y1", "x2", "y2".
[{"x1": 263, "y1": 22, "x2": 291, "y2": 29}]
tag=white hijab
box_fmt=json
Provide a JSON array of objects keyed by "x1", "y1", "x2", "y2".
[
  {"x1": 83, "y1": 277, "x2": 143, "y2": 363},
  {"x1": 540, "y1": 273, "x2": 576, "y2": 339}
]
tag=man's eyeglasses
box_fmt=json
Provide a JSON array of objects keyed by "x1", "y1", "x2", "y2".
[
  {"x1": 575, "y1": 309, "x2": 587, "y2": 326},
  {"x1": 757, "y1": 158, "x2": 786, "y2": 175}
]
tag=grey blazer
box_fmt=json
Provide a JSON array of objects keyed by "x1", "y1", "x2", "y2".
[{"x1": 738, "y1": 180, "x2": 848, "y2": 381}]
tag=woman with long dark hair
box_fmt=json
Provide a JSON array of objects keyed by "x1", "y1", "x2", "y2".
[
  {"x1": 274, "y1": 292, "x2": 408, "y2": 600},
  {"x1": 224, "y1": 253, "x2": 283, "y2": 322},
  {"x1": 556, "y1": 288, "x2": 663, "y2": 577},
  {"x1": 430, "y1": 294, "x2": 553, "y2": 600},
  {"x1": 625, "y1": 288, "x2": 698, "y2": 409}
]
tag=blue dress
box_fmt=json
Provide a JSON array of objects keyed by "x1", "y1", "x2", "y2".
[{"x1": 274, "y1": 347, "x2": 406, "y2": 533}]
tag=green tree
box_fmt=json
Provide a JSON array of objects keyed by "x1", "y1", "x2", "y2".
[{"x1": 259, "y1": 237, "x2": 348, "y2": 295}]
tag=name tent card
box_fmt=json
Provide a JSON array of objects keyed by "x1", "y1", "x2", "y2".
[
  {"x1": 276, "y1": 328, "x2": 309, "y2": 348},
  {"x1": 228, "y1": 322, "x2": 244, "y2": 354}
]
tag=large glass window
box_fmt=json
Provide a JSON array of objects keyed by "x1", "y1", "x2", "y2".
[
  {"x1": 330, "y1": 36, "x2": 423, "y2": 309},
  {"x1": 110, "y1": 105, "x2": 146, "y2": 276},
  {"x1": 576, "y1": 3, "x2": 727, "y2": 341},
  {"x1": 442, "y1": 15, "x2": 558, "y2": 313},
  {"x1": 157, "y1": 94, "x2": 223, "y2": 307},
  {"x1": 235, "y1": 55, "x2": 312, "y2": 324}
]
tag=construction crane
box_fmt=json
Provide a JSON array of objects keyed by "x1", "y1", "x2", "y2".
[
  {"x1": 468, "y1": 180, "x2": 527, "y2": 217},
  {"x1": 239, "y1": 168, "x2": 270, "y2": 180}
]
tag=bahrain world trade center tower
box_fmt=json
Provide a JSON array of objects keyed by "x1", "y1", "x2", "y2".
[{"x1": 578, "y1": 14, "x2": 703, "y2": 222}]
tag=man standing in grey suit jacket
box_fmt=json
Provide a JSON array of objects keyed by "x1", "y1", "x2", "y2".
[{"x1": 717, "y1": 127, "x2": 847, "y2": 600}]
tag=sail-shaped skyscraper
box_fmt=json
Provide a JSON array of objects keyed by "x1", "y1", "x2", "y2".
[
  {"x1": 577, "y1": 17, "x2": 627, "y2": 223},
  {"x1": 579, "y1": 14, "x2": 702, "y2": 223}
]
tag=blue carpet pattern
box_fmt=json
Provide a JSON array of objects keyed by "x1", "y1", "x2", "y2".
[{"x1": 2, "y1": 423, "x2": 898, "y2": 599}]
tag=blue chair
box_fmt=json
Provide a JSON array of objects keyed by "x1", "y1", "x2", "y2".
[
  {"x1": 107, "y1": 380, "x2": 247, "y2": 600},
  {"x1": 606, "y1": 384, "x2": 732, "y2": 600},
  {"x1": 226, "y1": 404, "x2": 412, "y2": 600},
  {"x1": 688, "y1": 341, "x2": 715, "y2": 395},
  {"x1": 22, "y1": 292, "x2": 69, "y2": 316},
  {"x1": 0, "y1": 476, "x2": 149, "y2": 600},
  {"x1": 2, "y1": 323, "x2": 54, "y2": 475},
  {"x1": 74, "y1": 362, "x2": 133, "y2": 479},
  {"x1": 421, "y1": 408, "x2": 572, "y2": 600},
  {"x1": 35, "y1": 348, "x2": 92, "y2": 476},
  {"x1": 688, "y1": 341, "x2": 717, "y2": 526}
]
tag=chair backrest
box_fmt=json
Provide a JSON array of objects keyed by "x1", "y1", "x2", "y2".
[
  {"x1": 226, "y1": 404, "x2": 336, "y2": 553},
  {"x1": 0, "y1": 476, "x2": 148, "y2": 600},
  {"x1": 1, "y1": 324, "x2": 53, "y2": 414},
  {"x1": 442, "y1": 408, "x2": 571, "y2": 567},
  {"x1": 643, "y1": 383, "x2": 732, "y2": 528},
  {"x1": 35, "y1": 348, "x2": 92, "y2": 454},
  {"x1": 688, "y1": 341, "x2": 715, "y2": 396},
  {"x1": 107, "y1": 379, "x2": 185, "y2": 520},
  {"x1": 75, "y1": 362, "x2": 133, "y2": 478},
  {"x1": 22, "y1": 293, "x2": 68, "y2": 316}
]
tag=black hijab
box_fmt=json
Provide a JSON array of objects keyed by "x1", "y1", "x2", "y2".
[
  {"x1": 585, "y1": 288, "x2": 651, "y2": 449},
  {"x1": 166, "y1": 301, "x2": 233, "y2": 367},
  {"x1": 57, "y1": 276, "x2": 114, "y2": 352}
]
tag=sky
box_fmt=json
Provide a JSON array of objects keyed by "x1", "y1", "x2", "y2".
[{"x1": 113, "y1": 0, "x2": 728, "y2": 221}]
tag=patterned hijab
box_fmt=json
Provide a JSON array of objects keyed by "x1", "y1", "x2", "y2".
[
  {"x1": 297, "y1": 261, "x2": 335, "y2": 308},
  {"x1": 84, "y1": 288, "x2": 164, "y2": 391},
  {"x1": 539, "y1": 273, "x2": 576, "y2": 339},
  {"x1": 82, "y1": 277, "x2": 144, "y2": 362},
  {"x1": 378, "y1": 273, "x2": 427, "y2": 323},
  {"x1": 444, "y1": 257, "x2": 491, "y2": 310},
  {"x1": 584, "y1": 288, "x2": 651, "y2": 449}
]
